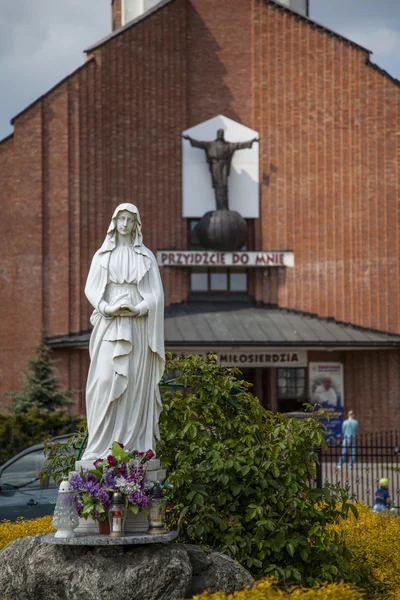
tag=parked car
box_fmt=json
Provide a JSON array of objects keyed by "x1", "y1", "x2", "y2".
[{"x1": 0, "y1": 436, "x2": 70, "y2": 522}]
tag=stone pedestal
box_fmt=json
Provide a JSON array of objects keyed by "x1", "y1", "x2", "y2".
[
  {"x1": 0, "y1": 537, "x2": 253, "y2": 600},
  {"x1": 42, "y1": 531, "x2": 177, "y2": 546},
  {"x1": 73, "y1": 458, "x2": 167, "y2": 535}
]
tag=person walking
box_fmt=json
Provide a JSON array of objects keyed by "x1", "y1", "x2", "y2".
[{"x1": 337, "y1": 410, "x2": 359, "y2": 469}]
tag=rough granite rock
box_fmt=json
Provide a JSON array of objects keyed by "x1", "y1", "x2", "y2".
[
  {"x1": 0, "y1": 536, "x2": 252, "y2": 600},
  {"x1": 181, "y1": 544, "x2": 253, "y2": 598}
]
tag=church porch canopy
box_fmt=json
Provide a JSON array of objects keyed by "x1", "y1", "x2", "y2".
[{"x1": 47, "y1": 302, "x2": 400, "y2": 350}]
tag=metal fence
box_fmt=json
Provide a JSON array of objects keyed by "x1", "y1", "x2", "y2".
[{"x1": 317, "y1": 431, "x2": 400, "y2": 508}]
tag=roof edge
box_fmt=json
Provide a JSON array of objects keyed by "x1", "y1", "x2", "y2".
[
  {"x1": 366, "y1": 58, "x2": 400, "y2": 87},
  {"x1": 85, "y1": 0, "x2": 372, "y2": 57},
  {"x1": 265, "y1": 0, "x2": 372, "y2": 55},
  {"x1": 0, "y1": 132, "x2": 14, "y2": 145},
  {"x1": 167, "y1": 300, "x2": 400, "y2": 340},
  {"x1": 46, "y1": 305, "x2": 400, "y2": 349},
  {"x1": 10, "y1": 57, "x2": 96, "y2": 126},
  {"x1": 85, "y1": 0, "x2": 175, "y2": 54}
]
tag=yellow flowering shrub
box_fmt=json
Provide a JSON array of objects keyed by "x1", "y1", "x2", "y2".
[
  {"x1": 192, "y1": 578, "x2": 363, "y2": 599},
  {"x1": 332, "y1": 503, "x2": 400, "y2": 599},
  {"x1": 0, "y1": 516, "x2": 54, "y2": 550}
]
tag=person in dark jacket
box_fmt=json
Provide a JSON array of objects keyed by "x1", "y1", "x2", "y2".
[{"x1": 373, "y1": 478, "x2": 391, "y2": 513}]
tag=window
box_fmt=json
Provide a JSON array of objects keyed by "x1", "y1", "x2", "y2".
[
  {"x1": 188, "y1": 219, "x2": 249, "y2": 293},
  {"x1": 277, "y1": 368, "x2": 306, "y2": 412},
  {"x1": 1, "y1": 450, "x2": 44, "y2": 490},
  {"x1": 190, "y1": 269, "x2": 248, "y2": 293}
]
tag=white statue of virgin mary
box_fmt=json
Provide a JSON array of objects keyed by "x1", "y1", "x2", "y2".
[{"x1": 82, "y1": 203, "x2": 165, "y2": 461}]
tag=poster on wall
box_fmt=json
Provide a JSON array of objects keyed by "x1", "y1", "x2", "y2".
[{"x1": 309, "y1": 362, "x2": 344, "y2": 443}]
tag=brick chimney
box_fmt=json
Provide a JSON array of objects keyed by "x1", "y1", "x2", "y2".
[{"x1": 111, "y1": 0, "x2": 164, "y2": 31}]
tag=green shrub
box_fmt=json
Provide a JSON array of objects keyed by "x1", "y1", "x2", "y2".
[
  {"x1": 158, "y1": 353, "x2": 355, "y2": 586},
  {"x1": 0, "y1": 409, "x2": 85, "y2": 464},
  {"x1": 332, "y1": 503, "x2": 400, "y2": 599}
]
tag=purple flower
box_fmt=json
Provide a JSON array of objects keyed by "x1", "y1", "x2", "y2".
[
  {"x1": 98, "y1": 487, "x2": 111, "y2": 512},
  {"x1": 146, "y1": 449, "x2": 155, "y2": 460},
  {"x1": 103, "y1": 469, "x2": 117, "y2": 489},
  {"x1": 115, "y1": 442, "x2": 124, "y2": 448},
  {"x1": 70, "y1": 472, "x2": 84, "y2": 491},
  {"x1": 91, "y1": 507, "x2": 101, "y2": 520},
  {"x1": 128, "y1": 491, "x2": 148, "y2": 509},
  {"x1": 94, "y1": 458, "x2": 104, "y2": 469},
  {"x1": 74, "y1": 501, "x2": 83, "y2": 517},
  {"x1": 83, "y1": 479, "x2": 100, "y2": 497},
  {"x1": 86, "y1": 472, "x2": 99, "y2": 484}
]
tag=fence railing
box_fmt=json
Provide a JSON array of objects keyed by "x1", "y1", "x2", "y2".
[{"x1": 318, "y1": 431, "x2": 400, "y2": 507}]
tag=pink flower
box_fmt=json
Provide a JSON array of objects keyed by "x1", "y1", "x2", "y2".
[
  {"x1": 93, "y1": 459, "x2": 104, "y2": 469},
  {"x1": 107, "y1": 455, "x2": 117, "y2": 467},
  {"x1": 146, "y1": 449, "x2": 155, "y2": 460},
  {"x1": 116, "y1": 442, "x2": 124, "y2": 448}
]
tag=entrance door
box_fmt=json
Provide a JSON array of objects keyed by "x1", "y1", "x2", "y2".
[{"x1": 238, "y1": 368, "x2": 272, "y2": 410}]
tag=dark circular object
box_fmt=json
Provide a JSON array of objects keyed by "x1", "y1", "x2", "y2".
[{"x1": 195, "y1": 210, "x2": 247, "y2": 251}]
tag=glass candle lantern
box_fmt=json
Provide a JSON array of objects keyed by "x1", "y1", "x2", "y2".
[
  {"x1": 52, "y1": 478, "x2": 79, "y2": 538},
  {"x1": 148, "y1": 483, "x2": 167, "y2": 534},
  {"x1": 108, "y1": 491, "x2": 126, "y2": 537}
]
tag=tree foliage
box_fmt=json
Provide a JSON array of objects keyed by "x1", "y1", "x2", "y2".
[
  {"x1": 7, "y1": 339, "x2": 74, "y2": 414},
  {"x1": 158, "y1": 353, "x2": 356, "y2": 586}
]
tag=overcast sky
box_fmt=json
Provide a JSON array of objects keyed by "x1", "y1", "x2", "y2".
[{"x1": 0, "y1": 0, "x2": 399, "y2": 141}]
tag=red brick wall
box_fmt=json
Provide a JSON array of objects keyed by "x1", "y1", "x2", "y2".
[
  {"x1": 0, "y1": 0, "x2": 399, "y2": 415},
  {"x1": 253, "y1": 4, "x2": 400, "y2": 333},
  {"x1": 0, "y1": 108, "x2": 44, "y2": 408},
  {"x1": 343, "y1": 350, "x2": 400, "y2": 432}
]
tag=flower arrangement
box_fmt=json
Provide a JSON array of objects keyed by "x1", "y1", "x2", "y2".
[{"x1": 70, "y1": 441, "x2": 154, "y2": 522}]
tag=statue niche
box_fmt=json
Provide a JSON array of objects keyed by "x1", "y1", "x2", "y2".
[{"x1": 183, "y1": 128, "x2": 259, "y2": 251}]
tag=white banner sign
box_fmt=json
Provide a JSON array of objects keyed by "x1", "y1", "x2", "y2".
[
  {"x1": 168, "y1": 349, "x2": 307, "y2": 368},
  {"x1": 309, "y1": 362, "x2": 344, "y2": 442},
  {"x1": 157, "y1": 251, "x2": 294, "y2": 268}
]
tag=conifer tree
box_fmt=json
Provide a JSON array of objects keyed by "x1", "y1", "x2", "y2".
[{"x1": 8, "y1": 339, "x2": 74, "y2": 414}]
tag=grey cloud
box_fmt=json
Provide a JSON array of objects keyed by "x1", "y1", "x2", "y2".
[{"x1": 0, "y1": 0, "x2": 109, "y2": 139}]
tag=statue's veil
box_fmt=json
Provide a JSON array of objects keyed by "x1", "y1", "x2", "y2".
[{"x1": 99, "y1": 203, "x2": 144, "y2": 254}]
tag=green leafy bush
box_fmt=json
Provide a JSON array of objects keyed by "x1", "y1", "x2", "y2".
[
  {"x1": 158, "y1": 353, "x2": 355, "y2": 586},
  {"x1": 40, "y1": 431, "x2": 86, "y2": 486},
  {"x1": 0, "y1": 409, "x2": 86, "y2": 464}
]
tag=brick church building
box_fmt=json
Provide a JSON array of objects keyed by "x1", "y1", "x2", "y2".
[{"x1": 1, "y1": 0, "x2": 399, "y2": 434}]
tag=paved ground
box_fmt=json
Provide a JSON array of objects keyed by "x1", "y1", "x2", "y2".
[{"x1": 320, "y1": 460, "x2": 400, "y2": 508}]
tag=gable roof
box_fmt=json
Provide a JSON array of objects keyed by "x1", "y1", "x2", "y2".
[
  {"x1": 85, "y1": 0, "x2": 372, "y2": 56},
  {"x1": 85, "y1": 0, "x2": 175, "y2": 53}
]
